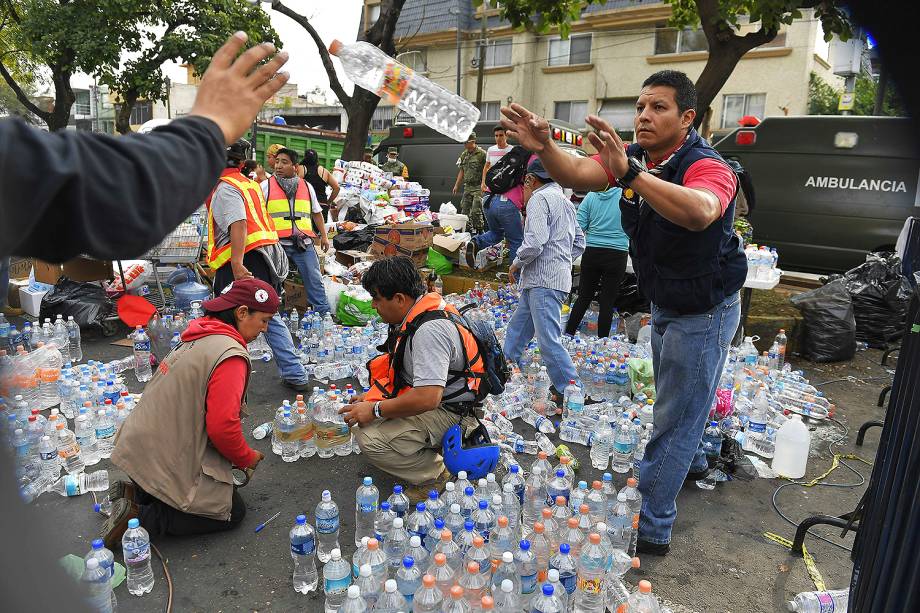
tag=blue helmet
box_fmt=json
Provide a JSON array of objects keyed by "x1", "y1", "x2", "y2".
[{"x1": 441, "y1": 424, "x2": 499, "y2": 481}]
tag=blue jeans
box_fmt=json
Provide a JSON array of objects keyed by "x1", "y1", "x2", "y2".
[
  {"x1": 473, "y1": 194, "x2": 524, "y2": 263},
  {"x1": 638, "y1": 292, "x2": 741, "y2": 544},
  {"x1": 502, "y1": 287, "x2": 580, "y2": 391},
  {"x1": 282, "y1": 242, "x2": 330, "y2": 314},
  {"x1": 264, "y1": 312, "x2": 308, "y2": 383}
]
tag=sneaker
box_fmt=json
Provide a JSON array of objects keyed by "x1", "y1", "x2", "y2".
[
  {"x1": 636, "y1": 538, "x2": 670, "y2": 556},
  {"x1": 684, "y1": 467, "x2": 710, "y2": 483},
  {"x1": 282, "y1": 379, "x2": 310, "y2": 392},
  {"x1": 405, "y1": 467, "x2": 453, "y2": 505},
  {"x1": 101, "y1": 498, "x2": 139, "y2": 550}
]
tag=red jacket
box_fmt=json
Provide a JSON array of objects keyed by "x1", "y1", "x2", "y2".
[{"x1": 181, "y1": 317, "x2": 258, "y2": 468}]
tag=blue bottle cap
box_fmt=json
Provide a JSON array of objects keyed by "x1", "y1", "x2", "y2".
[
  {"x1": 560, "y1": 543, "x2": 570, "y2": 554},
  {"x1": 429, "y1": 491, "x2": 439, "y2": 500},
  {"x1": 403, "y1": 556, "x2": 414, "y2": 568},
  {"x1": 363, "y1": 476, "x2": 373, "y2": 486},
  {"x1": 416, "y1": 502, "x2": 426, "y2": 512},
  {"x1": 127, "y1": 518, "x2": 140, "y2": 529},
  {"x1": 543, "y1": 584, "x2": 554, "y2": 596},
  {"x1": 434, "y1": 518, "x2": 445, "y2": 529},
  {"x1": 710, "y1": 421, "x2": 718, "y2": 427},
  {"x1": 556, "y1": 469, "x2": 565, "y2": 478},
  {"x1": 479, "y1": 500, "x2": 488, "y2": 510},
  {"x1": 519, "y1": 540, "x2": 531, "y2": 551},
  {"x1": 603, "y1": 473, "x2": 612, "y2": 482},
  {"x1": 578, "y1": 481, "x2": 588, "y2": 490},
  {"x1": 510, "y1": 465, "x2": 519, "y2": 473},
  {"x1": 464, "y1": 520, "x2": 474, "y2": 531},
  {"x1": 394, "y1": 485, "x2": 403, "y2": 494},
  {"x1": 296, "y1": 514, "x2": 306, "y2": 524},
  {"x1": 465, "y1": 486, "x2": 475, "y2": 496},
  {"x1": 91, "y1": 538, "x2": 104, "y2": 549}
]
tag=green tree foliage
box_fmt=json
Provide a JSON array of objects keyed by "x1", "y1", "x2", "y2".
[
  {"x1": 491, "y1": 0, "x2": 852, "y2": 128},
  {"x1": 808, "y1": 71, "x2": 907, "y2": 117}
]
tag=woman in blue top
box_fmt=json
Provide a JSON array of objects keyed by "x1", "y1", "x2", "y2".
[{"x1": 565, "y1": 186, "x2": 629, "y2": 337}]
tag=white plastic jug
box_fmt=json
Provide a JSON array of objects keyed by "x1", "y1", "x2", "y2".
[{"x1": 772, "y1": 414, "x2": 811, "y2": 478}]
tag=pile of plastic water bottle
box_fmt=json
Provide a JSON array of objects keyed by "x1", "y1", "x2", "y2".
[
  {"x1": 744, "y1": 243, "x2": 780, "y2": 281},
  {"x1": 287, "y1": 470, "x2": 671, "y2": 613},
  {"x1": 253, "y1": 383, "x2": 364, "y2": 462},
  {"x1": 80, "y1": 515, "x2": 156, "y2": 611}
]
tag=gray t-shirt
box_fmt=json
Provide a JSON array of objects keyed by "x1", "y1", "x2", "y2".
[{"x1": 402, "y1": 319, "x2": 475, "y2": 404}]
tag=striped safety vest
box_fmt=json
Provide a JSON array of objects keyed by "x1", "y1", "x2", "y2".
[
  {"x1": 265, "y1": 176, "x2": 315, "y2": 239},
  {"x1": 205, "y1": 169, "x2": 279, "y2": 270}
]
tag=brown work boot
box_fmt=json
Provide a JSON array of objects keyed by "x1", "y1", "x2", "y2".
[
  {"x1": 107, "y1": 478, "x2": 136, "y2": 504},
  {"x1": 101, "y1": 498, "x2": 139, "y2": 550},
  {"x1": 405, "y1": 467, "x2": 453, "y2": 505}
]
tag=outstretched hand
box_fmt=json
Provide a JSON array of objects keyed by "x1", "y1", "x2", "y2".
[
  {"x1": 190, "y1": 32, "x2": 291, "y2": 144},
  {"x1": 585, "y1": 114, "x2": 629, "y2": 180},
  {"x1": 500, "y1": 103, "x2": 551, "y2": 153}
]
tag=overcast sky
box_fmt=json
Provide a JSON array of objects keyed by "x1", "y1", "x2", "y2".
[{"x1": 72, "y1": 0, "x2": 365, "y2": 99}]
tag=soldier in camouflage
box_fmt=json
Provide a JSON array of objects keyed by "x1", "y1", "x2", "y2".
[
  {"x1": 452, "y1": 133, "x2": 487, "y2": 233},
  {"x1": 380, "y1": 145, "x2": 409, "y2": 178}
]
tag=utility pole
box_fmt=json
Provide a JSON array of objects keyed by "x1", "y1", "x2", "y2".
[
  {"x1": 475, "y1": 3, "x2": 487, "y2": 107},
  {"x1": 453, "y1": 1, "x2": 461, "y2": 95}
]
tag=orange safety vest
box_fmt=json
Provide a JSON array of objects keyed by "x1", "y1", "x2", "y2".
[
  {"x1": 205, "y1": 169, "x2": 279, "y2": 270},
  {"x1": 365, "y1": 293, "x2": 486, "y2": 408},
  {"x1": 265, "y1": 175, "x2": 315, "y2": 239}
]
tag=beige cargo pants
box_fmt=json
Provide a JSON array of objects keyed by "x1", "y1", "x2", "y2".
[{"x1": 355, "y1": 406, "x2": 477, "y2": 484}]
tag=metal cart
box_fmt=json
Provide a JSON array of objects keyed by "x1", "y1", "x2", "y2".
[{"x1": 137, "y1": 220, "x2": 206, "y2": 312}]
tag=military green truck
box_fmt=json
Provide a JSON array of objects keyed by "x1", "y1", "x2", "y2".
[
  {"x1": 377, "y1": 120, "x2": 588, "y2": 212},
  {"x1": 246, "y1": 122, "x2": 346, "y2": 170},
  {"x1": 715, "y1": 116, "x2": 919, "y2": 273}
]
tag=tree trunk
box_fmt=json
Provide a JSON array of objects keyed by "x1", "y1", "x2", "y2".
[
  {"x1": 45, "y1": 66, "x2": 75, "y2": 132},
  {"x1": 115, "y1": 91, "x2": 139, "y2": 135},
  {"x1": 343, "y1": 88, "x2": 381, "y2": 160},
  {"x1": 693, "y1": 43, "x2": 747, "y2": 129}
]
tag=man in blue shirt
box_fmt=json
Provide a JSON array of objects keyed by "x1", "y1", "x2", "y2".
[{"x1": 504, "y1": 158, "x2": 585, "y2": 394}]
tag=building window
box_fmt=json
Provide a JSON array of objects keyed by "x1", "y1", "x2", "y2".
[
  {"x1": 128, "y1": 101, "x2": 152, "y2": 126},
  {"x1": 721, "y1": 93, "x2": 766, "y2": 128},
  {"x1": 477, "y1": 38, "x2": 512, "y2": 68},
  {"x1": 371, "y1": 105, "x2": 394, "y2": 131},
  {"x1": 654, "y1": 26, "x2": 708, "y2": 54},
  {"x1": 400, "y1": 50, "x2": 428, "y2": 74},
  {"x1": 598, "y1": 98, "x2": 636, "y2": 139},
  {"x1": 367, "y1": 3, "x2": 380, "y2": 28},
  {"x1": 554, "y1": 100, "x2": 588, "y2": 126},
  {"x1": 74, "y1": 91, "x2": 91, "y2": 116},
  {"x1": 479, "y1": 101, "x2": 501, "y2": 121},
  {"x1": 548, "y1": 34, "x2": 592, "y2": 66}
]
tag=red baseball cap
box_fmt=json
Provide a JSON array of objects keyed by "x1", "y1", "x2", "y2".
[{"x1": 203, "y1": 278, "x2": 280, "y2": 313}]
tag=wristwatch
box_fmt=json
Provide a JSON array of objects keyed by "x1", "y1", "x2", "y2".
[
  {"x1": 373, "y1": 401, "x2": 383, "y2": 419},
  {"x1": 618, "y1": 156, "x2": 645, "y2": 188}
]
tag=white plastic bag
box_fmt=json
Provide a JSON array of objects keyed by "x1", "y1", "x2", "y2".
[{"x1": 439, "y1": 201, "x2": 457, "y2": 215}]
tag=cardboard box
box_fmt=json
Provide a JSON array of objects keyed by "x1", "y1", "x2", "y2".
[
  {"x1": 8, "y1": 257, "x2": 32, "y2": 280},
  {"x1": 283, "y1": 279, "x2": 307, "y2": 310},
  {"x1": 373, "y1": 222, "x2": 434, "y2": 252},
  {"x1": 432, "y1": 235, "x2": 466, "y2": 262},
  {"x1": 33, "y1": 257, "x2": 112, "y2": 285},
  {"x1": 19, "y1": 286, "x2": 48, "y2": 317},
  {"x1": 368, "y1": 238, "x2": 428, "y2": 268},
  {"x1": 441, "y1": 275, "x2": 502, "y2": 296},
  {"x1": 335, "y1": 249, "x2": 378, "y2": 268},
  {"x1": 6, "y1": 278, "x2": 28, "y2": 309}
]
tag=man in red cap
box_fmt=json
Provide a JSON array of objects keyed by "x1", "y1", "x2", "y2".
[{"x1": 105, "y1": 278, "x2": 278, "y2": 546}]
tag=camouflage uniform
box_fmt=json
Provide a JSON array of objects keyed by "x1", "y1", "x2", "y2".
[
  {"x1": 457, "y1": 146, "x2": 487, "y2": 232},
  {"x1": 380, "y1": 158, "x2": 408, "y2": 178}
]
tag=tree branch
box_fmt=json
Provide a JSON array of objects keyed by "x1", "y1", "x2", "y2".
[
  {"x1": 1, "y1": 0, "x2": 21, "y2": 25},
  {"x1": 271, "y1": 0, "x2": 352, "y2": 110},
  {"x1": 0, "y1": 59, "x2": 47, "y2": 120}
]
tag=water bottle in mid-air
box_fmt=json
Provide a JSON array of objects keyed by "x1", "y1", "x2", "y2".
[
  {"x1": 315, "y1": 490, "x2": 341, "y2": 563},
  {"x1": 355, "y1": 476, "x2": 379, "y2": 546},
  {"x1": 122, "y1": 518, "x2": 155, "y2": 595},
  {"x1": 328, "y1": 40, "x2": 479, "y2": 142},
  {"x1": 322, "y1": 548, "x2": 352, "y2": 613},
  {"x1": 132, "y1": 326, "x2": 152, "y2": 383}
]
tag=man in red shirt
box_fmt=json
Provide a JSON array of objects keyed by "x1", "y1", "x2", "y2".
[{"x1": 501, "y1": 70, "x2": 746, "y2": 556}]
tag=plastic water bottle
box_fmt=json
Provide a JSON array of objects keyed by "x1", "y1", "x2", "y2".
[
  {"x1": 85, "y1": 538, "x2": 117, "y2": 609},
  {"x1": 315, "y1": 490, "x2": 341, "y2": 563},
  {"x1": 388, "y1": 484, "x2": 411, "y2": 518},
  {"x1": 356, "y1": 476, "x2": 379, "y2": 546},
  {"x1": 64, "y1": 317, "x2": 81, "y2": 362},
  {"x1": 93, "y1": 409, "x2": 115, "y2": 459},
  {"x1": 406, "y1": 502, "x2": 435, "y2": 544},
  {"x1": 56, "y1": 422, "x2": 85, "y2": 474},
  {"x1": 323, "y1": 548, "x2": 352, "y2": 613},
  {"x1": 82, "y1": 557, "x2": 114, "y2": 613},
  {"x1": 611, "y1": 425, "x2": 633, "y2": 474},
  {"x1": 625, "y1": 580, "x2": 661, "y2": 613},
  {"x1": 377, "y1": 579, "x2": 410, "y2": 613},
  {"x1": 279, "y1": 409, "x2": 299, "y2": 462},
  {"x1": 328, "y1": 40, "x2": 479, "y2": 142},
  {"x1": 396, "y1": 555, "x2": 422, "y2": 604},
  {"x1": 563, "y1": 381, "x2": 585, "y2": 418},
  {"x1": 364, "y1": 538, "x2": 389, "y2": 583},
  {"x1": 131, "y1": 326, "x2": 152, "y2": 383},
  {"x1": 786, "y1": 588, "x2": 849, "y2": 612},
  {"x1": 290, "y1": 514, "x2": 318, "y2": 593},
  {"x1": 426, "y1": 489, "x2": 447, "y2": 521},
  {"x1": 385, "y1": 517, "x2": 411, "y2": 574},
  {"x1": 589, "y1": 420, "x2": 613, "y2": 471},
  {"x1": 356, "y1": 565, "x2": 381, "y2": 608},
  {"x1": 414, "y1": 573, "x2": 444, "y2": 612},
  {"x1": 515, "y1": 540, "x2": 538, "y2": 606},
  {"x1": 774, "y1": 329, "x2": 788, "y2": 370},
  {"x1": 252, "y1": 421, "x2": 273, "y2": 440},
  {"x1": 375, "y1": 501, "x2": 396, "y2": 543},
  {"x1": 406, "y1": 535, "x2": 430, "y2": 572},
  {"x1": 472, "y1": 500, "x2": 496, "y2": 543},
  {"x1": 49, "y1": 470, "x2": 109, "y2": 496},
  {"x1": 772, "y1": 414, "x2": 811, "y2": 479},
  {"x1": 573, "y1": 533, "x2": 606, "y2": 613},
  {"x1": 494, "y1": 578, "x2": 520, "y2": 613},
  {"x1": 532, "y1": 583, "x2": 563, "y2": 613},
  {"x1": 607, "y1": 493, "x2": 633, "y2": 552},
  {"x1": 338, "y1": 584, "x2": 366, "y2": 613},
  {"x1": 445, "y1": 503, "x2": 465, "y2": 537},
  {"x1": 433, "y1": 530, "x2": 463, "y2": 574},
  {"x1": 38, "y1": 435, "x2": 60, "y2": 480},
  {"x1": 123, "y1": 518, "x2": 155, "y2": 595},
  {"x1": 546, "y1": 469, "x2": 571, "y2": 507}
]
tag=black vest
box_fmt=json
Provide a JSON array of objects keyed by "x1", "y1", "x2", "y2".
[{"x1": 619, "y1": 128, "x2": 747, "y2": 314}]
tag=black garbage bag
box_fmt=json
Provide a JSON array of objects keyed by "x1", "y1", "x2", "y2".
[
  {"x1": 842, "y1": 252, "x2": 913, "y2": 348},
  {"x1": 790, "y1": 278, "x2": 856, "y2": 362},
  {"x1": 39, "y1": 277, "x2": 115, "y2": 329},
  {"x1": 715, "y1": 436, "x2": 758, "y2": 481},
  {"x1": 332, "y1": 225, "x2": 377, "y2": 252},
  {"x1": 614, "y1": 272, "x2": 650, "y2": 314}
]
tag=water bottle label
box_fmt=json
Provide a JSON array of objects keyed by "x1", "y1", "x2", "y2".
[
  {"x1": 125, "y1": 543, "x2": 150, "y2": 564},
  {"x1": 359, "y1": 502, "x2": 377, "y2": 513},
  {"x1": 95, "y1": 425, "x2": 116, "y2": 439},
  {"x1": 64, "y1": 475, "x2": 81, "y2": 496},
  {"x1": 815, "y1": 593, "x2": 836, "y2": 613},
  {"x1": 40, "y1": 450, "x2": 57, "y2": 461},
  {"x1": 134, "y1": 340, "x2": 150, "y2": 352},
  {"x1": 323, "y1": 575, "x2": 351, "y2": 595},
  {"x1": 560, "y1": 572, "x2": 577, "y2": 594},
  {"x1": 576, "y1": 576, "x2": 602, "y2": 594},
  {"x1": 613, "y1": 441, "x2": 631, "y2": 453},
  {"x1": 316, "y1": 514, "x2": 340, "y2": 534},
  {"x1": 76, "y1": 435, "x2": 94, "y2": 449},
  {"x1": 291, "y1": 536, "x2": 315, "y2": 556},
  {"x1": 520, "y1": 572, "x2": 537, "y2": 594},
  {"x1": 748, "y1": 421, "x2": 766, "y2": 434}
]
